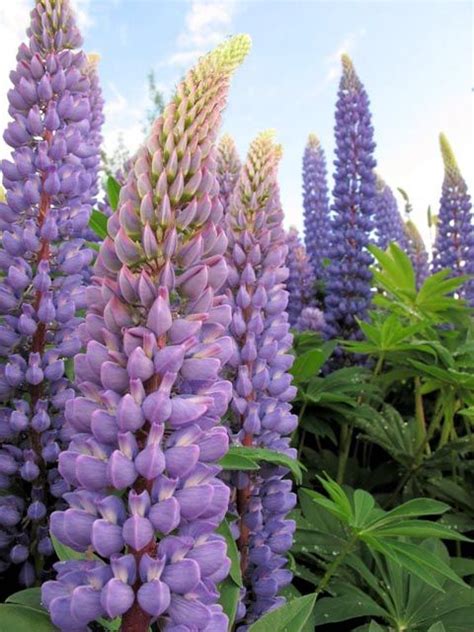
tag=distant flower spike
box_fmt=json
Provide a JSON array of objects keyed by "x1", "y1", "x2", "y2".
[
  {"x1": 302, "y1": 134, "x2": 330, "y2": 280},
  {"x1": 226, "y1": 131, "x2": 297, "y2": 624},
  {"x1": 324, "y1": 54, "x2": 377, "y2": 350},
  {"x1": 42, "y1": 35, "x2": 251, "y2": 632},
  {"x1": 432, "y1": 133, "x2": 474, "y2": 303},
  {"x1": 374, "y1": 175, "x2": 409, "y2": 251},
  {"x1": 404, "y1": 219, "x2": 429, "y2": 289},
  {"x1": 285, "y1": 227, "x2": 315, "y2": 327},
  {"x1": 217, "y1": 133, "x2": 241, "y2": 215},
  {"x1": 0, "y1": 0, "x2": 99, "y2": 584}
]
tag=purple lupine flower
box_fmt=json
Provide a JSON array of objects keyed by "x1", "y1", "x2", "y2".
[
  {"x1": 374, "y1": 176, "x2": 409, "y2": 251},
  {"x1": 285, "y1": 227, "x2": 315, "y2": 327},
  {"x1": 226, "y1": 131, "x2": 297, "y2": 625},
  {"x1": 42, "y1": 35, "x2": 251, "y2": 632},
  {"x1": 302, "y1": 134, "x2": 330, "y2": 281},
  {"x1": 85, "y1": 54, "x2": 104, "y2": 206},
  {"x1": 296, "y1": 306, "x2": 325, "y2": 333},
  {"x1": 404, "y1": 219, "x2": 429, "y2": 289},
  {"x1": 217, "y1": 133, "x2": 241, "y2": 217},
  {"x1": 0, "y1": 0, "x2": 98, "y2": 584},
  {"x1": 324, "y1": 54, "x2": 377, "y2": 348},
  {"x1": 432, "y1": 133, "x2": 474, "y2": 303}
]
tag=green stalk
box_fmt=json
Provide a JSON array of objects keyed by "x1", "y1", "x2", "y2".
[{"x1": 315, "y1": 532, "x2": 358, "y2": 595}]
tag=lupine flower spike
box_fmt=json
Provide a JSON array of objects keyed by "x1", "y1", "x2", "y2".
[
  {"x1": 0, "y1": 0, "x2": 99, "y2": 584},
  {"x1": 404, "y1": 220, "x2": 429, "y2": 289},
  {"x1": 42, "y1": 34, "x2": 251, "y2": 632},
  {"x1": 302, "y1": 134, "x2": 330, "y2": 282},
  {"x1": 226, "y1": 131, "x2": 297, "y2": 625},
  {"x1": 374, "y1": 175, "x2": 408, "y2": 251},
  {"x1": 285, "y1": 227, "x2": 315, "y2": 327},
  {"x1": 324, "y1": 54, "x2": 377, "y2": 350},
  {"x1": 217, "y1": 133, "x2": 241, "y2": 216},
  {"x1": 432, "y1": 133, "x2": 474, "y2": 304}
]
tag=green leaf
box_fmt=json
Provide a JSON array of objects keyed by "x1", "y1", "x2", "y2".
[
  {"x1": 428, "y1": 623, "x2": 447, "y2": 632},
  {"x1": 216, "y1": 519, "x2": 242, "y2": 587},
  {"x1": 97, "y1": 617, "x2": 121, "y2": 631},
  {"x1": 106, "y1": 175, "x2": 121, "y2": 211},
  {"x1": 352, "y1": 489, "x2": 376, "y2": 528},
  {"x1": 226, "y1": 446, "x2": 304, "y2": 484},
  {"x1": 218, "y1": 453, "x2": 259, "y2": 471},
  {"x1": 313, "y1": 584, "x2": 388, "y2": 625},
  {"x1": 248, "y1": 593, "x2": 317, "y2": 632},
  {"x1": 6, "y1": 588, "x2": 44, "y2": 611},
  {"x1": 0, "y1": 604, "x2": 56, "y2": 632},
  {"x1": 218, "y1": 578, "x2": 240, "y2": 628},
  {"x1": 291, "y1": 348, "x2": 328, "y2": 382},
  {"x1": 372, "y1": 519, "x2": 470, "y2": 542},
  {"x1": 365, "y1": 498, "x2": 450, "y2": 530},
  {"x1": 89, "y1": 209, "x2": 108, "y2": 239},
  {"x1": 52, "y1": 535, "x2": 87, "y2": 561}
]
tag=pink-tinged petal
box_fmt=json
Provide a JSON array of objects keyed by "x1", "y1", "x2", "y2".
[
  {"x1": 165, "y1": 445, "x2": 200, "y2": 479},
  {"x1": 75, "y1": 455, "x2": 108, "y2": 491},
  {"x1": 162, "y1": 558, "x2": 201, "y2": 594},
  {"x1": 149, "y1": 498, "x2": 180, "y2": 534},
  {"x1": 175, "y1": 485, "x2": 213, "y2": 520},
  {"x1": 181, "y1": 358, "x2": 220, "y2": 381},
  {"x1": 177, "y1": 265, "x2": 208, "y2": 298},
  {"x1": 91, "y1": 519, "x2": 124, "y2": 558},
  {"x1": 137, "y1": 579, "x2": 170, "y2": 617},
  {"x1": 107, "y1": 451, "x2": 138, "y2": 489},
  {"x1": 122, "y1": 515, "x2": 154, "y2": 551},
  {"x1": 100, "y1": 578, "x2": 135, "y2": 619},
  {"x1": 168, "y1": 318, "x2": 202, "y2": 344},
  {"x1": 168, "y1": 595, "x2": 211, "y2": 628},
  {"x1": 146, "y1": 289, "x2": 172, "y2": 336}
]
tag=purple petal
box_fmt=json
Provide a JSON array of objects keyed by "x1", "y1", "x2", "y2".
[{"x1": 137, "y1": 579, "x2": 170, "y2": 617}]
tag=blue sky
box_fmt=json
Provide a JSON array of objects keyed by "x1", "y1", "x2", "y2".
[{"x1": 1, "y1": 0, "x2": 472, "y2": 245}]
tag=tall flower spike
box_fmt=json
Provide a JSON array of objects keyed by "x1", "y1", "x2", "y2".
[
  {"x1": 285, "y1": 227, "x2": 315, "y2": 327},
  {"x1": 42, "y1": 35, "x2": 251, "y2": 632},
  {"x1": 302, "y1": 134, "x2": 330, "y2": 281},
  {"x1": 404, "y1": 219, "x2": 429, "y2": 289},
  {"x1": 217, "y1": 133, "x2": 241, "y2": 216},
  {"x1": 374, "y1": 175, "x2": 409, "y2": 251},
  {"x1": 324, "y1": 54, "x2": 377, "y2": 351},
  {"x1": 0, "y1": 0, "x2": 98, "y2": 584},
  {"x1": 432, "y1": 133, "x2": 474, "y2": 304},
  {"x1": 226, "y1": 131, "x2": 297, "y2": 625}
]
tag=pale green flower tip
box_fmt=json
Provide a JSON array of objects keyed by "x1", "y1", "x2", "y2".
[
  {"x1": 207, "y1": 34, "x2": 252, "y2": 74},
  {"x1": 307, "y1": 133, "x2": 320, "y2": 149},
  {"x1": 439, "y1": 132, "x2": 459, "y2": 176}
]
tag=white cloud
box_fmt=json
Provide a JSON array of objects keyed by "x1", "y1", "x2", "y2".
[
  {"x1": 101, "y1": 81, "x2": 145, "y2": 159},
  {"x1": 324, "y1": 28, "x2": 366, "y2": 83},
  {"x1": 162, "y1": 0, "x2": 237, "y2": 67},
  {"x1": 70, "y1": 0, "x2": 94, "y2": 34}
]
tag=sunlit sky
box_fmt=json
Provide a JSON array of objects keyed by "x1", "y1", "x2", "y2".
[{"x1": 0, "y1": 0, "x2": 472, "y2": 246}]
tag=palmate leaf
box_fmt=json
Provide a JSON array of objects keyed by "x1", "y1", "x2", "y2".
[
  {"x1": 6, "y1": 588, "x2": 44, "y2": 611},
  {"x1": 313, "y1": 582, "x2": 388, "y2": 626},
  {"x1": 247, "y1": 593, "x2": 317, "y2": 632}
]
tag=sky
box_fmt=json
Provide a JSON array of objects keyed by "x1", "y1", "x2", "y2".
[{"x1": 0, "y1": 0, "x2": 472, "y2": 247}]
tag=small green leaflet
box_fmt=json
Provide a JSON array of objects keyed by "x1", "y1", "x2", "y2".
[
  {"x1": 248, "y1": 593, "x2": 317, "y2": 632},
  {"x1": 224, "y1": 445, "x2": 305, "y2": 484},
  {"x1": 106, "y1": 175, "x2": 121, "y2": 210},
  {"x1": 0, "y1": 604, "x2": 56, "y2": 632},
  {"x1": 89, "y1": 209, "x2": 108, "y2": 239}
]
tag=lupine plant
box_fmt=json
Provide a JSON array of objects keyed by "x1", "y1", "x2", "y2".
[
  {"x1": 217, "y1": 134, "x2": 241, "y2": 217},
  {"x1": 302, "y1": 134, "x2": 330, "y2": 282},
  {"x1": 285, "y1": 227, "x2": 315, "y2": 328},
  {"x1": 41, "y1": 35, "x2": 251, "y2": 632},
  {"x1": 374, "y1": 175, "x2": 408, "y2": 251},
  {"x1": 324, "y1": 54, "x2": 377, "y2": 345},
  {"x1": 432, "y1": 133, "x2": 474, "y2": 304},
  {"x1": 0, "y1": 0, "x2": 98, "y2": 585},
  {"x1": 225, "y1": 131, "x2": 298, "y2": 626}
]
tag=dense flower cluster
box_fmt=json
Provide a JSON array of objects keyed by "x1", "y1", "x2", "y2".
[
  {"x1": 296, "y1": 306, "x2": 325, "y2": 333},
  {"x1": 432, "y1": 133, "x2": 474, "y2": 303},
  {"x1": 217, "y1": 133, "x2": 241, "y2": 216},
  {"x1": 374, "y1": 176, "x2": 408, "y2": 251},
  {"x1": 404, "y1": 219, "x2": 429, "y2": 289},
  {"x1": 0, "y1": 0, "x2": 99, "y2": 584},
  {"x1": 285, "y1": 227, "x2": 315, "y2": 327},
  {"x1": 41, "y1": 35, "x2": 251, "y2": 632},
  {"x1": 302, "y1": 134, "x2": 330, "y2": 281},
  {"x1": 324, "y1": 54, "x2": 377, "y2": 344},
  {"x1": 225, "y1": 131, "x2": 297, "y2": 625}
]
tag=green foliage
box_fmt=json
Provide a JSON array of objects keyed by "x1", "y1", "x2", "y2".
[
  {"x1": 89, "y1": 209, "x2": 108, "y2": 239},
  {"x1": 106, "y1": 175, "x2": 121, "y2": 211}
]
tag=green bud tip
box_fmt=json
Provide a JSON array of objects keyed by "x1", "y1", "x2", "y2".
[
  {"x1": 203, "y1": 34, "x2": 252, "y2": 75},
  {"x1": 439, "y1": 132, "x2": 460, "y2": 177}
]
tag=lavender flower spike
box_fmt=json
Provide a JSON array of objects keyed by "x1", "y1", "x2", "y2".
[
  {"x1": 404, "y1": 219, "x2": 429, "y2": 289},
  {"x1": 285, "y1": 227, "x2": 315, "y2": 327},
  {"x1": 42, "y1": 35, "x2": 251, "y2": 632},
  {"x1": 0, "y1": 0, "x2": 98, "y2": 584},
  {"x1": 302, "y1": 134, "x2": 330, "y2": 281},
  {"x1": 226, "y1": 131, "x2": 297, "y2": 625},
  {"x1": 217, "y1": 133, "x2": 241, "y2": 216},
  {"x1": 432, "y1": 133, "x2": 474, "y2": 304},
  {"x1": 324, "y1": 54, "x2": 377, "y2": 348},
  {"x1": 374, "y1": 175, "x2": 409, "y2": 251}
]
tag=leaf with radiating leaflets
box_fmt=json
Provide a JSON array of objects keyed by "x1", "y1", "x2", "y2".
[{"x1": 248, "y1": 593, "x2": 317, "y2": 632}]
